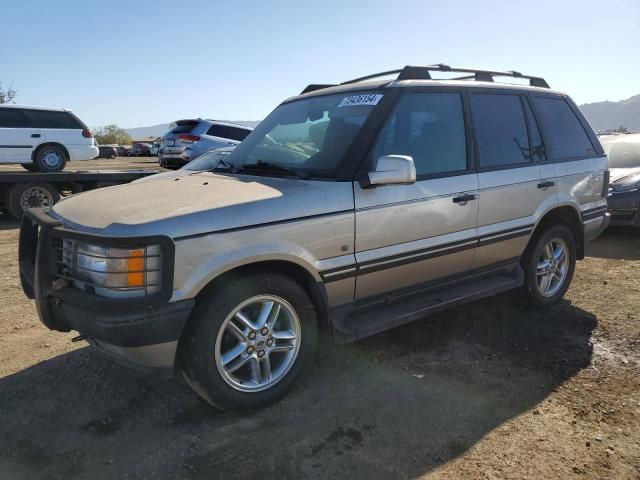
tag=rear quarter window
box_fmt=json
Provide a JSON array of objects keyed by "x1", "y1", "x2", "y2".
[
  {"x1": 532, "y1": 96, "x2": 595, "y2": 160},
  {"x1": 24, "y1": 110, "x2": 84, "y2": 129},
  {"x1": 228, "y1": 127, "x2": 251, "y2": 141},
  {"x1": 206, "y1": 125, "x2": 230, "y2": 138}
]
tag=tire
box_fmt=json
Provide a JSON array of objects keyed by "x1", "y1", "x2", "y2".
[
  {"x1": 5, "y1": 183, "x2": 60, "y2": 219},
  {"x1": 522, "y1": 224, "x2": 576, "y2": 307},
  {"x1": 21, "y1": 163, "x2": 37, "y2": 172},
  {"x1": 110, "y1": 153, "x2": 117, "y2": 159},
  {"x1": 178, "y1": 272, "x2": 318, "y2": 411},
  {"x1": 33, "y1": 145, "x2": 67, "y2": 172}
]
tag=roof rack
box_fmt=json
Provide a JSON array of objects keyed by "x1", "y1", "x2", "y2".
[{"x1": 300, "y1": 64, "x2": 549, "y2": 94}]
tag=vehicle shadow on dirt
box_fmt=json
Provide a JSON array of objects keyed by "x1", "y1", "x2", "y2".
[
  {"x1": 586, "y1": 228, "x2": 640, "y2": 260},
  {"x1": 0, "y1": 296, "x2": 596, "y2": 480},
  {"x1": 0, "y1": 214, "x2": 20, "y2": 230}
]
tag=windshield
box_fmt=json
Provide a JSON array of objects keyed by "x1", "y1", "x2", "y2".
[
  {"x1": 183, "y1": 148, "x2": 234, "y2": 171},
  {"x1": 600, "y1": 134, "x2": 640, "y2": 168},
  {"x1": 224, "y1": 92, "x2": 383, "y2": 178}
]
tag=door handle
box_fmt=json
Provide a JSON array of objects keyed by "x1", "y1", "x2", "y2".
[
  {"x1": 452, "y1": 193, "x2": 477, "y2": 204},
  {"x1": 537, "y1": 180, "x2": 555, "y2": 189},
  {"x1": 31, "y1": 133, "x2": 41, "y2": 138}
]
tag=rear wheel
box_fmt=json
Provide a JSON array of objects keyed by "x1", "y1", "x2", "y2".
[
  {"x1": 522, "y1": 224, "x2": 576, "y2": 307},
  {"x1": 5, "y1": 183, "x2": 60, "y2": 219},
  {"x1": 34, "y1": 145, "x2": 67, "y2": 172},
  {"x1": 178, "y1": 272, "x2": 317, "y2": 411}
]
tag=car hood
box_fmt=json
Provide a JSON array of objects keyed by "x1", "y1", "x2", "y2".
[
  {"x1": 51, "y1": 172, "x2": 354, "y2": 238},
  {"x1": 610, "y1": 166, "x2": 640, "y2": 183}
]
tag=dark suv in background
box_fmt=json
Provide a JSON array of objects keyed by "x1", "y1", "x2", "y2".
[
  {"x1": 97, "y1": 146, "x2": 117, "y2": 159},
  {"x1": 127, "y1": 143, "x2": 152, "y2": 157}
]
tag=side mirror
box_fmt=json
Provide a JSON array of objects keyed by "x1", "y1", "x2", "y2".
[{"x1": 361, "y1": 155, "x2": 416, "y2": 188}]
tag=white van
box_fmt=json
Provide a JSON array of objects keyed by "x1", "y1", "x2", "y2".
[{"x1": 0, "y1": 105, "x2": 99, "y2": 172}]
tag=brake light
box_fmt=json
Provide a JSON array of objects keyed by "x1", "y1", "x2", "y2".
[
  {"x1": 602, "y1": 170, "x2": 610, "y2": 197},
  {"x1": 82, "y1": 129, "x2": 93, "y2": 138},
  {"x1": 178, "y1": 134, "x2": 200, "y2": 143}
]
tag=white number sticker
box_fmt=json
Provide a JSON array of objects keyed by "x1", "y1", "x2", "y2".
[{"x1": 338, "y1": 94, "x2": 383, "y2": 108}]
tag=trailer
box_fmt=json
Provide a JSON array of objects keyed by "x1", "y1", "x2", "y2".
[{"x1": 0, "y1": 169, "x2": 161, "y2": 219}]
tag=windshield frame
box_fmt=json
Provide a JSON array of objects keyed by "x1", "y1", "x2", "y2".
[{"x1": 223, "y1": 88, "x2": 398, "y2": 181}]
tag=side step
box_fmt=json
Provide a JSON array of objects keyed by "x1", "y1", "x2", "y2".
[{"x1": 332, "y1": 268, "x2": 523, "y2": 344}]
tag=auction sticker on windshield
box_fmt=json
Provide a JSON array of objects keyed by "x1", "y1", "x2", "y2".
[{"x1": 338, "y1": 94, "x2": 383, "y2": 107}]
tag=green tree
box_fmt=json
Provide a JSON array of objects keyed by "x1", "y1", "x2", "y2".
[
  {"x1": 94, "y1": 124, "x2": 133, "y2": 145},
  {"x1": 0, "y1": 82, "x2": 17, "y2": 104}
]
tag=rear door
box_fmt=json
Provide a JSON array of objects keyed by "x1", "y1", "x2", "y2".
[
  {"x1": 0, "y1": 107, "x2": 39, "y2": 163},
  {"x1": 203, "y1": 125, "x2": 241, "y2": 148},
  {"x1": 354, "y1": 90, "x2": 479, "y2": 300},
  {"x1": 469, "y1": 91, "x2": 557, "y2": 270},
  {"x1": 23, "y1": 109, "x2": 84, "y2": 145}
]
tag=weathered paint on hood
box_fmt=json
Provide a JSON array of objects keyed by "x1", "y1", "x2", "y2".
[{"x1": 51, "y1": 172, "x2": 354, "y2": 238}]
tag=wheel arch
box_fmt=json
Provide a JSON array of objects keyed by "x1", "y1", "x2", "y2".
[
  {"x1": 530, "y1": 205, "x2": 584, "y2": 260},
  {"x1": 190, "y1": 260, "x2": 330, "y2": 331}
]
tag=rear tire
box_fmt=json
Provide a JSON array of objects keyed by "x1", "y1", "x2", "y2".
[
  {"x1": 178, "y1": 272, "x2": 317, "y2": 411},
  {"x1": 33, "y1": 145, "x2": 67, "y2": 172},
  {"x1": 522, "y1": 224, "x2": 576, "y2": 308},
  {"x1": 5, "y1": 183, "x2": 60, "y2": 219}
]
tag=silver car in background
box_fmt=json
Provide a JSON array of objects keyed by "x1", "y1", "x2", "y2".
[{"x1": 159, "y1": 119, "x2": 252, "y2": 169}]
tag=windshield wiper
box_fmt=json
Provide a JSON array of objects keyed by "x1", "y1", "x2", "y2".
[{"x1": 237, "y1": 160, "x2": 310, "y2": 179}]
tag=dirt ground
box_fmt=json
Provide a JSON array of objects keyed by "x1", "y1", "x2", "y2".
[{"x1": 0, "y1": 162, "x2": 639, "y2": 479}]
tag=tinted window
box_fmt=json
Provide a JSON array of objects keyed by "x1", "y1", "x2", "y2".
[
  {"x1": 207, "y1": 125, "x2": 230, "y2": 138},
  {"x1": 24, "y1": 110, "x2": 83, "y2": 129},
  {"x1": 0, "y1": 108, "x2": 32, "y2": 128},
  {"x1": 523, "y1": 98, "x2": 546, "y2": 162},
  {"x1": 532, "y1": 96, "x2": 595, "y2": 160},
  {"x1": 373, "y1": 93, "x2": 467, "y2": 176},
  {"x1": 471, "y1": 94, "x2": 530, "y2": 168},
  {"x1": 169, "y1": 122, "x2": 197, "y2": 134},
  {"x1": 228, "y1": 126, "x2": 251, "y2": 141}
]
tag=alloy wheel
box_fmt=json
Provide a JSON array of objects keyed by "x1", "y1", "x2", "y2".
[{"x1": 214, "y1": 295, "x2": 301, "y2": 392}]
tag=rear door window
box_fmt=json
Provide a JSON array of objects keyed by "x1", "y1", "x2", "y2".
[
  {"x1": 373, "y1": 92, "x2": 468, "y2": 176},
  {"x1": 470, "y1": 93, "x2": 530, "y2": 168},
  {"x1": 24, "y1": 110, "x2": 83, "y2": 129},
  {"x1": 531, "y1": 96, "x2": 595, "y2": 160},
  {"x1": 0, "y1": 108, "x2": 33, "y2": 128},
  {"x1": 207, "y1": 125, "x2": 231, "y2": 138}
]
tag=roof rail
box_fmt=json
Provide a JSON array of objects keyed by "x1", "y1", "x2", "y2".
[{"x1": 338, "y1": 64, "x2": 549, "y2": 88}]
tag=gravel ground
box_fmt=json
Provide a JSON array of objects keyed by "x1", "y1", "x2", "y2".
[{"x1": 0, "y1": 161, "x2": 638, "y2": 479}]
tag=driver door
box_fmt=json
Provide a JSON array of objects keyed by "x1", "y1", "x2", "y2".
[{"x1": 354, "y1": 91, "x2": 479, "y2": 300}]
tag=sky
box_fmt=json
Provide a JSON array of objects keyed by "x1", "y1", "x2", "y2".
[{"x1": 1, "y1": 0, "x2": 639, "y2": 129}]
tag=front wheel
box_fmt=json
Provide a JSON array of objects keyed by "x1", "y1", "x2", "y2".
[
  {"x1": 522, "y1": 224, "x2": 576, "y2": 307},
  {"x1": 178, "y1": 272, "x2": 317, "y2": 411}
]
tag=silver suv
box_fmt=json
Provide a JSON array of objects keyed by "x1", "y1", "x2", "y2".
[
  {"x1": 19, "y1": 65, "x2": 610, "y2": 411},
  {"x1": 159, "y1": 119, "x2": 252, "y2": 169}
]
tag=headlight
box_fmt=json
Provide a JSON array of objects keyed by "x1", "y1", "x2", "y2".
[
  {"x1": 610, "y1": 174, "x2": 640, "y2": 193},
  {"x1": 62, "y1": 240, "x2": 162, "y2": 298}
]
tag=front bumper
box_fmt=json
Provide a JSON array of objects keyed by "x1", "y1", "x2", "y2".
[
  {"x1": 607, "y1": 190, "x2": 640, "y2": 227},
  {"x1": 19, "y1": 208, "x2": 194, "y2": 352}
]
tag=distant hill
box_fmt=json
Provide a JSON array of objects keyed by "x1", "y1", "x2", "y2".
[
  {"x1": 579, "y1": 94, "x2": 640, "y2": 133},
  {"x1": 125, "y1": 120, "x2": 261, "y2": 140}
]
